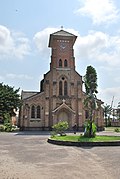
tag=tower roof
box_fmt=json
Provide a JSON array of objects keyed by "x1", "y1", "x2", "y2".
[
  {"x1": 52, "y1": 29, "x2": 76, "y2": 37},
  {"x1": 48, "y1": 29, "x2": 77, "y2": 47}
]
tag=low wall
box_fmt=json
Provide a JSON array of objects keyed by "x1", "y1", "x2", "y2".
[{"x1": 48, "y1": 138, "x2": 120, "y2": 147}]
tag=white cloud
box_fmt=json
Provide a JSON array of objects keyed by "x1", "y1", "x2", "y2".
[
  {"x1": 6, "y1": 73, "x2": 33, "y2": 80},
  {"x1": 75, "y1": 30, "x2": 120, "y2": 68},
  {"x1": 75, "y1": 31, "x2": 108, "y2": 57},
  {"x1": 33, "y1": 27, "x2": 58, "y2": 58},
  {"x1": 0, "y1": 25, "x2": 30, "y2": 59},
  {"x1": 75, "y1": 0, "x2": 119, "y2": 25},
  {"x1": 115, "y1": 76, "x2": 120, "y2": 83},
  {"x1": 0, "y1": 75, "x2": 4, "y2": 81},
  {"x1": 98, "y1": 87, "x2": 120, "y2": 107},
  {"x1": 33, "y1": 27, "x2": 79, "y2": 58},
  {"x1": 33, "y1": 27, "x2": 120, "y2": 68}
]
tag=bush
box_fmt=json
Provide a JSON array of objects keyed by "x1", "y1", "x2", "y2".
[
  {"x1": 52, "y1": 121, "x2": 69, "y2": 136},
  {"x1": 12, "y1": 125, "x2": 20, "y2": 132},
  {"x1": 0, "y1": 125, "x2": 5, "y2": 132},
  {"x1": 0, "y1": 113, "x2": 18, "y2": 132},
  {"x1": 4, "y1": 123, "x2": 13, "y2": 132},
  {"x1": 84, "y1": 120, "x2": 97, "y2": 138},
  {"x1": 114, "y1": 128, "x2": 120, "y2": 133},
  {"x1": 3, "y1": 113, "x2": 13, "y2": 132}
]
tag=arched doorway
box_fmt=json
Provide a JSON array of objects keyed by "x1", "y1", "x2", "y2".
[
  {"x1": 57, "y1": 109, "x2": 72, "y2": 127},
  {"x1": 58, "y1": 111, "x2": 69, "y2": 122}
]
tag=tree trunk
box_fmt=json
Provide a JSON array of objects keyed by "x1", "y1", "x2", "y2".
[
  {"x1": 89, "y1": 110, "x2": 92, "y2": 137},
  {"x1": 105, "y1": 118, "x2": 107, "y2": 127}
]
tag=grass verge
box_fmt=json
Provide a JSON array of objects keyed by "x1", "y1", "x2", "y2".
[
  {"x1": 51, "y1": 135, "x2": 120, "y2": 142},
  {"x1": 105, "y1": 127, "x2": 120, "y2": 132}
]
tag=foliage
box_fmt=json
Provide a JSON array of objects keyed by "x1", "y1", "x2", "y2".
[
  {"x1": 0, "y1": 83, "x2": 21, "y2": 119},
  {"x1": 3, "y1": 113, "x2": 13, "y2": 132},
  {"x1": 4, "y1": 113, "x2": 11, "y2": 124},
  {"x1": 84, "y1": 120, "x2": 97, "y2": 137},
  {"x1": 105, "y1": 127, "x2": 120, "y2": 132},
  {"x1": 84, "y1": 66, "x2": 98, "y2": 137},
  {"x1": 51, "y1": 135, "x2": 120, "y2": 142},
  {"x1": 52, "y1": 121, "x2": 69, "y2": 136},
  {"x1": 4, "y1": 123, "x2": 13, "y2": 132},
  {"x1": 84, "y1": 66, "x2": 98, "y2": 95},
  {"x1": 114, "y1": 128, "x2": 120, "y2": 133},
  {"x1": 0, "y1": 125, "x2": 4, "y2": 132},
  {"x1": 0, "y1": 113, "x2": 18, "y2": 132},
  {"x1": 79, "y1": 135, "x2": 120, "y2": 142},
  {"x1": 103, "y1": 104, "x2": 112, "y2": 127}
]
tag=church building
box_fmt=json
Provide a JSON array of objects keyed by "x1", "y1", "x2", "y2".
[{"x1": 19, "y1": 29, "x2": 104, "y2": 131}]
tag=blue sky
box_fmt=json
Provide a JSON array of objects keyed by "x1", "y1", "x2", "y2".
[{"x1": 0, "y1": 0, "x2": 120, "y2": 107}]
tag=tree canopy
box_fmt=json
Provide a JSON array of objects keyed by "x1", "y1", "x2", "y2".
[
  {"x1": 84, "y1": 65, "x2": 98, "y2": 95},
  {"x1": 103, "y1": 104, "x2": 112, "y2": 127},
  {"x1": 0, "y1": 83, "x2": 21, "y2": 119},
  {"x1": 84, "y1": 65, "x2": 98, "y2": 137}
]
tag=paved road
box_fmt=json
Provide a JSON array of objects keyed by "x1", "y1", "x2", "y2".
[{"x1": 0, "y1": 132, "x2": 120, "y2": 179}]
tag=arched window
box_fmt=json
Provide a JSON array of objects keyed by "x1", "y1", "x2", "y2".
[
  {"x1": 59, "y1": 81, "x2": 62, "y2": 95},
  {"x1": 64, "y1": 81, "x2": 68, "y2": 95},
  {"x1": 31, "y1": 105, "x2": 35, "y2": 118},
  {"x1": 64, "y1": 59, "x2": 68, "y2": 67},
  {"x1": 59, "y1": 59, "x2": 62, "y2": 67},
  {"x1": 37, "y1": 106, "x2": 41, "y2": 118}
]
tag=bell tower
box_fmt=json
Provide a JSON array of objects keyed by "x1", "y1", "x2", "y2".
[{"x1": 48, "y1": 29, "x2": 77, "y2": 70}]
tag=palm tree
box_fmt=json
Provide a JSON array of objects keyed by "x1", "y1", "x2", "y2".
[
  {"x1": 103, "y1": 104, "x2": 112, "y2": 127},
  {"x1": 84, "y1": 66, "x2": 98, "y2": 137}
]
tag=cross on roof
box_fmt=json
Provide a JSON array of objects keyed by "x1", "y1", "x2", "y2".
[
  {"x1": 61, "y1": 26, "x2": 63, "y2": 30},
  {"x1": 62, "y1": 99, "x2": 66, "y2": 103}
]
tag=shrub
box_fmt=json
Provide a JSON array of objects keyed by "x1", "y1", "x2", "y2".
[
  {"x1": 3, "y1": 113, "x2": 13, "y2": 132},
  {"x1": 84, "y1": 120, "x2": 97, "y2": 138},
  {"x1": 114, "y1": 128, "x2": 120, "y2": 133},
  {"x1": 4, "y1": 123, "x2": 13, "y2": 132},
  {"x1": 52, "y1": 121, "x2": 69, "y2": 136},
  {"x1": 0, "y1": 125, "x2": 5, "y2": 132},
  {"x1": 3, "y1": 113, "x2": 11, "y2": 123},
  {"x1": 12, "y1": 125, "x2": 19, "y2": 131}
]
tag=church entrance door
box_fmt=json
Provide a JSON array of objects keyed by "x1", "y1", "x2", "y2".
[{"x1": 58, "y1": 111, "x2": 69, "y2": 122}]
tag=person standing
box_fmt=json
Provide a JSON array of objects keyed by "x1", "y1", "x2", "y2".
[{"x1": 73, "y1": 123, "x2": 77, "y2": 134}]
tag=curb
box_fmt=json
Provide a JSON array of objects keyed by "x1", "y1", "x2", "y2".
[{"x1": 47, "y1": 138, "x2": 120, "y2": 147}]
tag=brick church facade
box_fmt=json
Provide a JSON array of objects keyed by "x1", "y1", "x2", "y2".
[{"x1": 19, "y1": 29, "x2": 104, "y2": 131}]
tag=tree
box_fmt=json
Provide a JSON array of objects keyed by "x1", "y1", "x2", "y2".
[
  {"x1": 84, "y1": 66, "x2": 98, "y2": 137},
  {"x1": 103, "y1": 104, "x2": 112, "y2": 127},
  {"x1": 0, "y1": 83, "x2": 21, "y2": 120}
]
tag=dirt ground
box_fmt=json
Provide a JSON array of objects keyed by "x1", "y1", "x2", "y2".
[{"x1": 0, "y1": 131, "x2": 120, "y2": 179}]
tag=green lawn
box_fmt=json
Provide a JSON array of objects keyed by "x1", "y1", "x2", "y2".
[
  {"x1": 51, "y1": 135, "x2": 120, "y2": 142},
  {"x1": 105, "y1": 127, "x2": 120, "y2": 132}
]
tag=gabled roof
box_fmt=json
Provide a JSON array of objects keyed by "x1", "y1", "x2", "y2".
[
  {"x1": 21, "y1": 91, "x2": 38, "y2": 100},
  {"x1": 52, "y1": 29, "x2": 76, "y2": 37},
  {"x1": 48, "y1": 29, "x2": 77, "y2": 47},
  {"x1": 21, "y1": 90, "x2": 44, "y2": 101},
  {"x1": 52, "y1": 100, "x2": 75, "y2": 114}
]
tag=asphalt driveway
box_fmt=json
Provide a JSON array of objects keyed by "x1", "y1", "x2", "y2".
[{"x1": 0, "y1": 132, "x2": 120, "y2": 179}]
